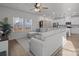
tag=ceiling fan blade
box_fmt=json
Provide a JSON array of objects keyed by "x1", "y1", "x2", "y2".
[{"x1": 31, "y1": 3, "x2": 48, "y2": 13}]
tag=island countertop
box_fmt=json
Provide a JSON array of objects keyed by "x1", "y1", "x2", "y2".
[
  {"x1": 38, "y1": 27, "x2": 66, "y2": 37},
  {"x1": 29, "y1": 27, "x2": 67, "y2": 41}
]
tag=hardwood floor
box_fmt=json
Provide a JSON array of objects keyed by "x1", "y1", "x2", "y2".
[
  {"x1": 57, "y1": 34, "x2": 79, "y2": 56},
  {"x1": 8, "y1": 39, "x2": 30, "y2": 56}
]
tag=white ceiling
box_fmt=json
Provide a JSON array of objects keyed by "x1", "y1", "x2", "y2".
[{"x1": 0, "y1": 3, "x2": 79, "y2": 17}]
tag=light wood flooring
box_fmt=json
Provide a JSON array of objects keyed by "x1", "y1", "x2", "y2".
[
  {"x1": 8, "y1": 34, "x2": 79, "y2": 56},
  {"x1": 56, "y1": 34, "x2": 79, "y2": 56},
  {"x1": 8, "y1": 39, "x2": 30, "y2": 56}
]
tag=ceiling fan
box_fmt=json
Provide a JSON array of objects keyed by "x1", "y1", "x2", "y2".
[{"x1": 33, "y1": 3, "x2": 48, "y2": 12}]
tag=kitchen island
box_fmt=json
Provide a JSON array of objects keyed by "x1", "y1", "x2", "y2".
[{"x1": 30, "y1": 28, "x2": 67, "y2": 56}]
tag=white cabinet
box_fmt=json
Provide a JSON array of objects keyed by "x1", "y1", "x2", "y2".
[
  {"x1": 30, "y1": 29, "x2": 66, "y2": 56},
  {"x1": 0, "y1": 40, "x2": 8, "y2": 56},
  {"x1": 9, "y1": 32, "x2": 27, "y2": 40},
  {"x1": 66, "y1": 28, "x2": 71, "y2": 36},
  {"x1": 71, "y1": 28, "x2": 79, "y2": 34},
  {"x1": 71, "y1": 17, "x2": 79, "y2": 25},
  {"x1": 70, "y1": 17, "x2": 79, "y2": 34}
]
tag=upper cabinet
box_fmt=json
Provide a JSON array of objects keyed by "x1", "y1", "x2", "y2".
[{"x1": 70, "y1": 17, "x2": 79, "y2": 25}]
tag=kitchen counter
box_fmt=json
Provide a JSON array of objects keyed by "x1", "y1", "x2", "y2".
[
  {"x1": 28, "y1": 27, "x2": 67, "y2": 41},
  {"x1": 30, "y1": 27, "x2": 67, "y2": 56},
  {"x1": 0, "y1": 40, "x2": 8, "y2": 56}
]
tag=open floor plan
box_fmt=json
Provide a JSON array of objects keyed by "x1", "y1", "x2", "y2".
[{"x1": 0, "y1": 3, "x2": 79, "y2": 56}]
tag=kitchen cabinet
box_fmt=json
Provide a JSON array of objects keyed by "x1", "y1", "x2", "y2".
[
  {"x1": 30, "y1": 28, "x2": 66, "y2": 56},
  {"x1": 71, "y1": 27, "x2": 79, "y2": 34},
  {"x1": 0, "y1": 40, "x2": 8, "y2": 56},
  {"x1": 9, "y1": 32, "x2": 27, "y2": 40}
]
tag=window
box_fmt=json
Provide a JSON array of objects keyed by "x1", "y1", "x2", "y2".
[
  {"x1": 13, "y1": 17, "x2": 32, "y2": 32},
  {"x1": 24, "y1": 19, "x2": 32, "y2": 29}
]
